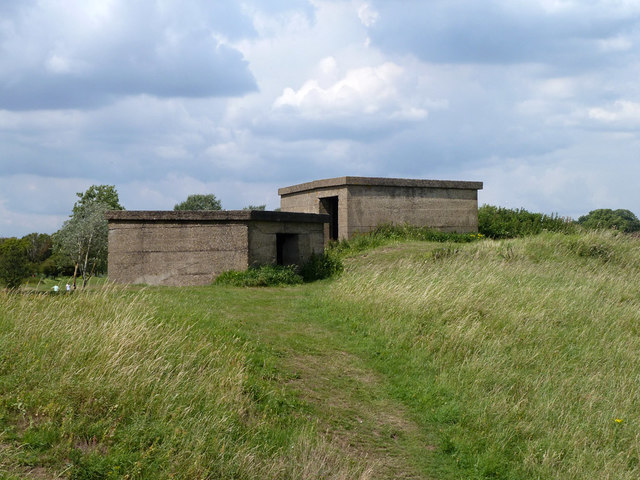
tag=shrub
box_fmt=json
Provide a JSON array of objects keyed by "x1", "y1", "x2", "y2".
[
  {"x1": 478, "y1": 205, "x2": 575, "y2": 239},
  {"x1": 329, "y1": 224, "x2": 483, "y2": 257},
  {"x1": 577, "y1": 208, "x2": 640, "y2": 233},
  {"x1": 38, "y1": 257, "x2": 59, "y2": 277},
  {"x1": 215, "y1": 264, "x2": 303, "y2": 287},
  {"x1": 299, "y1": 253, "x2": 344, "y2": 282},
  {"x1": 0, "y1": 237, "x2": 30, "y2": 289}
]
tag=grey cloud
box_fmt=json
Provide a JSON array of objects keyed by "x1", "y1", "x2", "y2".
[
  {"x1": 0, "y1": 96, "x2": 241, "y2": 188},
  {"x1": 0, "y1": 0, "x2": 35, "y2": 16},
  {"x1": 252, "y1": 113, "x2": 423, "y2": 143},
  {"x1": 367, "y1": 0, "x2": 640, "y2": 68},
  {"x1": 0, "y1": 1, "x2": 259, "y2": 110}
]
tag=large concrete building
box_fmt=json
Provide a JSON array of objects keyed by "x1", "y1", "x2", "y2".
[
  {"x1": 106, "y1": 210, "x2": 327, "y2": 286},
  {"x1": 279, "y1": 176, "x2": 483, "y2": 240},
  {"x1": 106, "y1": 176, "x2": 482, "y2": 286}
]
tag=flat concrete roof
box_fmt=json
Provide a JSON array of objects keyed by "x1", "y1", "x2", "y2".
[
  {"x1": 106, "y1": 210, "x2": 330, "y2": 223},
  {"x1": 278, "y1": 176, "x2": 483, "y2": 196}
]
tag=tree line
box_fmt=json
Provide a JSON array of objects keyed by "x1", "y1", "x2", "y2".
[
  {"x1": 477, "y1": 205, "x2": 640, "y2": 239},
  {"x1": 0, "y1": 188, "x2": 266, "y2": 290},
  {"x1": 1, "y1": 187, "x2": 637, "y2": 290}
]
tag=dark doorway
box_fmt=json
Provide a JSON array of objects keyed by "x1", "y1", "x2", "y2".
[
  {"x1": 319, "y1": 196, "x2": 339, "y2": 240},
  {"x1": 276, "y1": 233, "x2": 299, "y2": 265}
]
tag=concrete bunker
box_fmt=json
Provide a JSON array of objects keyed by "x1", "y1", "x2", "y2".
[
  {"x1": 276, "y1": 233, "x2": 299, "y2": 265},
  {"x1": 279, "y1": 176, "x2": 483, "y2": 240},
  {"x1": 106, "y1": 210, "x2": 328, "y2": 286},
  {"x1": 319, "y1": 196, "x2": 339, "y2": 240}
]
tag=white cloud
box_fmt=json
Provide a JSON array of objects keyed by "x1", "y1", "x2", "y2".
[
  {"x1": 318, "y1": 56, "x2": 339, "y2": 76},
  {"x1": 357, "y1": 2, "x2": 379, "y2": 27},
  {"x1": 274, "y1": 62, "x2": 428, "y2": 120},
  {"x1": 588, "y1": 100, "x2": 640, "y2": 124},
  {"x1": 598, "y1": 35, "x2": 633, "y2": 52}
]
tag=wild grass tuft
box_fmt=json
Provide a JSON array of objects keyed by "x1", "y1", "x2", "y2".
[
  {"x1": 0, "y1": 285, "x2": 373, "y2": 479},
  {"x1": 328, "y1": 230, "x2": 640, "y2": 479},
  {"x1": 299, "y1": 252, "x2": 344, "y2": 282},
  {"x1": 329, "y1": 223, "x2": 483, "y2": 257}
]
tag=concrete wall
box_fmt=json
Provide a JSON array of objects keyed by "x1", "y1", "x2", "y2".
[
  {"x1": 248, "y1": 220, "x2": 325, "y2": 266},
  {"x1": 107, "y1": 210, "x2": 329, "y2": 286},
  {"x1": 279, "y1": 177, "x2": 483, "y2": 239},
  {"x1": 346, "y1": 184, "x2": 479, "y2": 235},
  {"x1": 108, "y1": 220, "x2": 249, "y2": 286},
  {"x1": 279, "y1": 186, "x2": 349, "y2": 241}
]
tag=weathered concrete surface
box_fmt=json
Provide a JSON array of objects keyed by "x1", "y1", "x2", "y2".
[
  {"x1": 279, "y1": 176, "x2": 483, "y2": 239},
  {"x1": 279, "y1": 186, "x2": 349, "y2": 241},
  {"x1": 107, "y1": 210, "x2": 328, "y2": 286},
  {"x1": 248, "y1": 220, "x2": 325, "y2": 267}
]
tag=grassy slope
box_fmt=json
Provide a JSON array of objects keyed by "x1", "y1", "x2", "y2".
[
  {"x1": 2, "y1": 230, "x2": 640, "y2": 479},
  {"x1": 327, "y1": 231, "x2": 640, "y2": 479}
]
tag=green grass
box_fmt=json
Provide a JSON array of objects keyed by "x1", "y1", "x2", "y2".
[
  {"x1": 214, "y1": 264, "x2": 304, "y2": 287},
  {"x1": 2, "y1": 230, "x2": 640, "y2": 479},
  {"x1": 327, "y1": 230, "x2": 640, "y2": 478},
  {"x1": 20, "y1": 275, "x2": 108, "y2": 293}
]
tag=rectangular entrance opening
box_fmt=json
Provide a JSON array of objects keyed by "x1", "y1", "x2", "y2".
[
  {"x1": 276, "y1": 233, "x2": 299, "y2": 266},
  {"x1": 319, "y1": 196, "x2": 339, "y2": 241}
]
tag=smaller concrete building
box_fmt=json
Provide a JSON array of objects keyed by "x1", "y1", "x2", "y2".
[
  {"x1": 279, "y1": 176, "x2": 483, "y2": 240},
  {"x1": 106, "y1": 210, "x2": 328, "y2": 286}
]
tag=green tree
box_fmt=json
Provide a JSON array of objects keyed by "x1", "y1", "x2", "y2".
[
  {"x1": 73, "y1": 184, "x2": 124, "y2": 214},
  {"x1": 54, "y1": 202, "x2": 110, "y2": 288},
  {"x1": 174, "y1": 194, "x2": 222, "y2": 211},
  {"x1": 577, "y1": 209, "x2": 640, "y2": 233},
  {"x1": 242, "y1": 204, "x2": 266, "y2": 211},
  {"x1": 22, "y1": 232, "x2": 53, "y2": 266},
  {"x1": 53, "y1": 185, "x2": 123, "y2": 288},
  {"x1": 0, "y1": 237, "x2": 30, "y2": 290}
]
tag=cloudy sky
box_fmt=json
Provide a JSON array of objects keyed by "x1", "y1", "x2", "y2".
[{"x1": 1, "y1": 0, "x2": 639, "y2": 237}]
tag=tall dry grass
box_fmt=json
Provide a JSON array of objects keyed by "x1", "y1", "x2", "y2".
[
  {"x1": 0, "y1": 285, "x2": 374, "y2": 479},
  {"x1": 330, "y1": 231, "x2": 640, "y2": 479}
]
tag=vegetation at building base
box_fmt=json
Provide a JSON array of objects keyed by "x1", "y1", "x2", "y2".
[
  {"x1": 3, "y1": 230, "x2": 640, "y2": 479},
  {"x1": 299, "y1": 252, "x2": 344, "y2": 282},
  {"x1": 214, "y1": 264, "x2": 304, "y2": 287},
  {"x1": 214, "y1": 252, "x2": 344, "y2": 287},
  {"x1": 329, "y1": 223, "x2": 484, "y2": 257}
]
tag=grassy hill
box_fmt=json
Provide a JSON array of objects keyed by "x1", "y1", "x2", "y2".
[{"x1": 2, "y1": 230, "x2": 640, "y2": 479}]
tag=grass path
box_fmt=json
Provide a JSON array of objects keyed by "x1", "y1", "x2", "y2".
[{"x1": 145, "y1": 284, "x2": 439, "y2": 479}]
